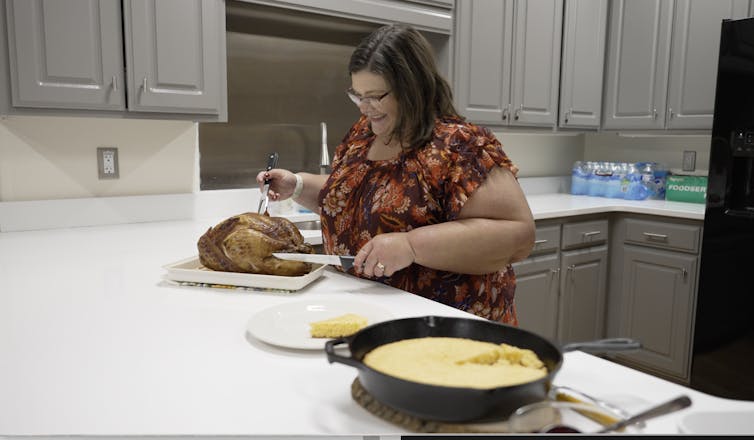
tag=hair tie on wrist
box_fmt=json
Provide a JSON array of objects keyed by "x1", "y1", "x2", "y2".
[{"x1": 292, "y1": 173, "x2": 304, "y2": 199}]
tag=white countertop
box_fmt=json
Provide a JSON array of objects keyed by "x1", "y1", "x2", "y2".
[
  {"x1": 1, "y1": 216, "x2": 751, "y2": 437},
  {"x1": 525, "y1": 193, "x2": 705, "y2": 220},
  {"x1": 0, "y1": 186, "x2": 705, "y2": 233}
]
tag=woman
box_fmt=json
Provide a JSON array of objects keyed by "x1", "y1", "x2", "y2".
[{"x1": 257, "y1": 24, "x2": 534, "y2": 325}]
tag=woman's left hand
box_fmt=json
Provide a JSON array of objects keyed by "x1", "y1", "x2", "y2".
[{"x1": 354, "y1": 232, "x2": 416, "y2": 278}]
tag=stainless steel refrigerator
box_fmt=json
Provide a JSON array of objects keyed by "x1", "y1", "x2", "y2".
[{"x1": 691, "y1": 17, "x2": 754, "y2": 400}]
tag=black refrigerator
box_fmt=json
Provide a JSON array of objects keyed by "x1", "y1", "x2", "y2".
[{"x1": 691, "y1": 17, "x2": 754, "y2": 401}]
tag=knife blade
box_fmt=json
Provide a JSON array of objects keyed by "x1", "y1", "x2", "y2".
[
  {"x1": 272, "y1": 252, "x2": 355, "y2": 271},
  {"x1": 257, "y1": 152, "x2": 279, "y2": 215}
]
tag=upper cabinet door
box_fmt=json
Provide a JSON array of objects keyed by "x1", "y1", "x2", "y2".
[
  {"x1": 454, "y1": 0, "x2": 562, "y2": 127},
  {"x1": 124, "y1": 0, "x2": 225, "y2": 114},
  {"x1": 454, "y1": 0, "x2": 512, "y2": 124},
  {"x1": 559, "y1": 0, "x2": 607, "y2": 129},
  {"x1": 665, "y1": 0, "x2": 750, "y2": 130},
  {"x1": 602, "y1": 0, "x2": 674, "y2": 130},
  {"x1": 510, "y1": 0, "x2": 562, "y2": 126},
  {"x1": 5, "y1": 0, "x2": 125, "y2": 110}
]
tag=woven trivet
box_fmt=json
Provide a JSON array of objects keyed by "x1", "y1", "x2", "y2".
[{"x1": 350, "y1": 377, "x2": 512, "y2": 433}]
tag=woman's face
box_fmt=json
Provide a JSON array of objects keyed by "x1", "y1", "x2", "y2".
[{"x1": 349, "y1": 70, "x2": 398, "y2": 138}]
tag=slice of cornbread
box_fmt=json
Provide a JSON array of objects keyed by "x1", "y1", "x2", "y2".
[{"x1": 309, "y1": 313, "x2": 368, "y2": 338}]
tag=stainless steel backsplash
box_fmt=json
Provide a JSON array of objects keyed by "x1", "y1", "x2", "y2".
[{"x1": 198, "y1": 2, "x2": 376, "y2": 190}]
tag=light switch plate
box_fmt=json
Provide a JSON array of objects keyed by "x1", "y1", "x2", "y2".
[{"x1": 682, "y1": 151, "x2": 696, "y2": 172}]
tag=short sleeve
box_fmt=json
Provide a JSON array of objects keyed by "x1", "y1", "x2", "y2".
[{"x1": 436, "y1": 123, "x2": 516, "y2": 221}]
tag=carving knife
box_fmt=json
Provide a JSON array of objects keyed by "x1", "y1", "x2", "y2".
[
  {"x1": 257, "y1": 152, "x2": 279, "y2": 215},
  {"x1": 272, "y1": 252, "x2": 355, "y2": 271}
]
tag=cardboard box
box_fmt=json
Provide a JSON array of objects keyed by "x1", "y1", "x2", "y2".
[{"x1": 665, "y1": 175, "x2": 708, "y2": 204}]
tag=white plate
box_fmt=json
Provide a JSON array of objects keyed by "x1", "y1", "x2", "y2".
[
  {"x1": 162, "y1": 256, "x2": 326, "y2": 292},
  {"x1": 246, "y1": 299, "x2": 394, "y2": 350},
  {"x1": 678, "y1": 411, "x2": 754, "y2": 434}
]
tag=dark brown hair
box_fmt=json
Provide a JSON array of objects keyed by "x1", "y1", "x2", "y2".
[{"x1": 349, "y1": 23, "x2": 461, "y2": 150}]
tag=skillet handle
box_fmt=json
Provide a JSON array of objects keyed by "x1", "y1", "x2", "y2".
[
  {"x1": 562, "y1": 337, "x2": 641, "y2": 353},
  {"x1": 324, "y1": 337, "x2": 361, "y2": 368}
]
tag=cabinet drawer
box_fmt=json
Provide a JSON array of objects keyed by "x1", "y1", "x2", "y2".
[
  {"x1": 624, "y1": 219, "x2": 701, "y2": 253},
  {"x1": 530, "y1": 225, "x2": 561, "y2": 254},
  {"x1": 561, "y1": 220, "x2": 608, "y2": 249}
]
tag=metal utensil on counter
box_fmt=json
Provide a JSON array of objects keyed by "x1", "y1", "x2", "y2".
[
  {"x1": 272, "y1": 252, "x2": 355, "y2": 271},
  {"x1": 510, "y1": 394, "x2": 691, "y2": 434},
  {"x1": 257, "y1": 152, "x2": 279, "y2": 215},
  {"x1": 596, "y1": 395, "x2": 692, "y2": 433},
  {"x1": 550, "y1": 386, "x2": 631, "y2": 427}
]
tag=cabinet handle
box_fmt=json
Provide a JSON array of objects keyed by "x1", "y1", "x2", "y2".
[
  {"x1": 653, "y1": 108, "x2": 658, "y2": 119},
  {"x1": 502, "y1": 108, "x2": 508, "y2": 121},
  {"x1": 534, "y1": 239, "x2": 548, "y2": 245},
  {"x1": 142, "y1": 77, "x2": 148, "y2": 93},
  {"x1": 682, "y1": 267, "x2": 687, "y2": 280},
  {"x1": 643, "y1": 232, "x2": 668, "y2": 241},
  {"x1": 550, "y1": 267, "x2": 560, "y2": 281},
  {"x1": 564, "y1": 107, "x2": 572, "y2": 124},
  {"x1": 514, "y1": 104, "x2": 522, "y2": 121},
  {"x1": 111, "y1": 75, "x2": 117, "y2": 92},
  {"x1": 582, "y1": 231, "x2": 601, "y2": 238},
  {"x1": 668, "y1": 107, "x2": 674, "y2": 119},
  {"x1": 566, "y1": 264, "x2": 575, "y2": 279}
]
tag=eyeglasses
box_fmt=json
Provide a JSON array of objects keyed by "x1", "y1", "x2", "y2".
[{"x1": 346, "y1": 89, "x2": 391, "y2": 108}]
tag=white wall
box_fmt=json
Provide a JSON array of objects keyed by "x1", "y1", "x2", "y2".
[
  {"x1": 584, "y1": 132, "x2": 711, "y2": 172},
  {"x1": 493, "y1": 131, "x2": 584, "y2": 178},
  {"x1": 0, "y1": 116, "x2": 198, "y2": 202},
  {"x1": 0, "y1": 115, "x2": 711, "y2": 202}
]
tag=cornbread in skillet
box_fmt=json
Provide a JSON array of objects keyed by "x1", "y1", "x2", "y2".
[
  {"x1": 363, "y1": 337, "x2": 547, "y2": 389},
  {"x1": 309, "y1": 313, "x2": 368, "y2": 338}
]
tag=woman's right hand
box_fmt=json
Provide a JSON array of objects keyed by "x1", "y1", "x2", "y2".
[{"x1": 256, "y1": 168, "x2": 297, "y2": 202}]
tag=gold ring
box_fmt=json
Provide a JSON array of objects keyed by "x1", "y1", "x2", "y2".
[{"x1": 376, "y1": 262, "x2": 386, "y2": 271}]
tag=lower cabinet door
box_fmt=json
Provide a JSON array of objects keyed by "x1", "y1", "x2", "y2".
[
  {"x1": 559, "y1": 245, "x2": 608, "y2": 343},
  {"x1": 513, "y1": 253, "x2": 560, "y2": 340},
  {"x1": 616, "y1": 244, "x2": 697, "y2": 380}
]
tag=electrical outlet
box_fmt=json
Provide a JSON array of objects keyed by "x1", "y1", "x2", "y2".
[
  {"x1": 97, "y1": 147, "x2": 119, "y2": 179},
  {"x1": 682, "y1": 150, "x2": 696, "y2": 172}
]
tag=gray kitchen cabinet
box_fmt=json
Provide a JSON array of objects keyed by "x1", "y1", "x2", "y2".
[
  {"x1": 4, "y1": 0, "x2": 125, "y2": 110},
  {"x1": 603, "y1": 0, "x2": 749, "y2": 131},
  {"x1": 124, "y1": 0, "x2": 225, "y2": 115},
  {"x1": 559, "y1": 246, "x2": 608, "y2": 343},
  {"x1": 607, "y1": 214, "x2": 702, "y2": 383},
  {"x1": 454, "y1": 0, "x2": 562, "y2": 127},
  {"x1": 665, "y1": 0, "x2": 750, "y2": 129},
  {"x1": 2, "y1": 0, "x2": 226, "y2": 120},
  {"x1": 602, "y1": 0, "x2": 673, "y2": 130},
  {"x1": 558, "y1": 0, "x2": 608, "y2": 129},
  {"x1": 558, "y1": 219, "x2": 609, "y2": 343},
  {"x1": 513, "y1": 225, "x2": 561, "y2": 340},
  {"x1": 515, "y1": 217, "x2": 608, "y2": 343}
]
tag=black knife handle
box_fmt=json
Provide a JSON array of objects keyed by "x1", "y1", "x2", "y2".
[{"x1": 263, "y1": 152, "x2": 279, "y2": 182}]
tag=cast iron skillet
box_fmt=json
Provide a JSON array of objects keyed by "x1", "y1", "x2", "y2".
[{"x1": 324, "y1": 315, "x2": 639, "y2": 422}]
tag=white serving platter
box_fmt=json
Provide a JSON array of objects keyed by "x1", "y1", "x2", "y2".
[{"x1": 162, "y1": 256, "x2": 326, "y2": 292}]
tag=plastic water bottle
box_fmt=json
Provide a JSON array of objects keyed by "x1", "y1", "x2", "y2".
[
  {"x1": 605, "y1": 162, "x2": 624, "y2": 198},
  {"x1": 589, "y1": 162, "x2": 610, "y2": 197},
  {"x1": 650, "y1": 164, "x2": 668, "y2": 200},
  {"x1": 571, "y1": 161, "x2": 589, "y2": 195},
  {"x1": 637, "y1": 162, "x2": 657, "y2": 199},
  {"x1": 624, "y1": 164, "x2": 649, "y2": 200}
]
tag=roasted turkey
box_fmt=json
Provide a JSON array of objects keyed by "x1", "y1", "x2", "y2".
[{"x1": 197, "y1": 213, "x2": 314, "y2": 276}]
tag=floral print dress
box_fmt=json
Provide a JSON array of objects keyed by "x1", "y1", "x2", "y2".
[{"x1": 318, "y1": 115, "x2": 520, "y2": 325}]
